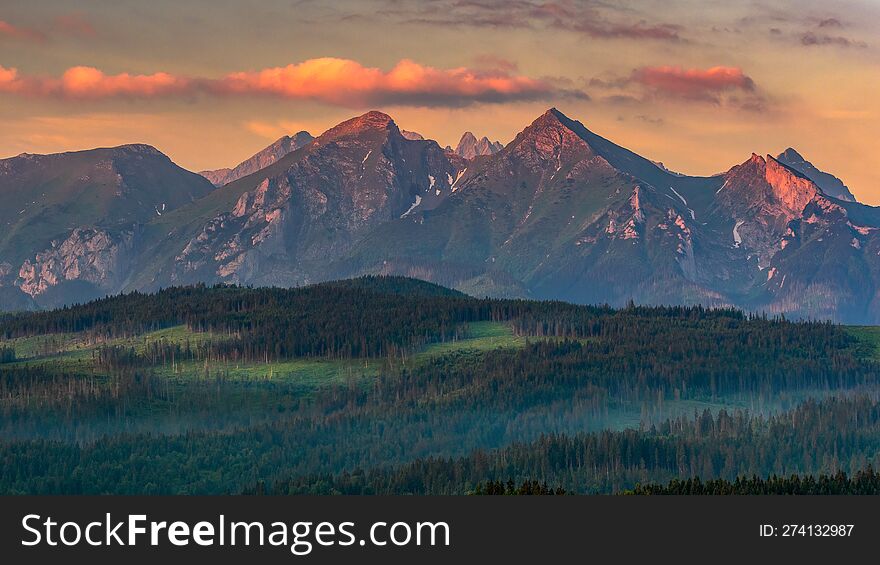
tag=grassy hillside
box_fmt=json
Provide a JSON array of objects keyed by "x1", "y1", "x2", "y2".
[{"x1": 846, "y1": 326, "x2": 880, "y2": 359}]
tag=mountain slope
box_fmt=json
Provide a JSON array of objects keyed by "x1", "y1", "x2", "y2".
[
  {"x1": 130, "y1": 111, "x2": 464, "y2": 290},
  {"x1": 707, "y1": 152, "x2": 880, "y2": 320},
  {"x1": 710, "y1": 153, "x2": 820, "y2": 267},
  {"x1": 199, "y1": 131, "x2": 314, "y2": 186},
  {"x1": 0, "y1": 144, "x2": 213, "y2": 308}
]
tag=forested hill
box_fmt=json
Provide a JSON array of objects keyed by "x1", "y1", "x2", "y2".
[
  {"x1": 0, "y1": 275, "x2": 849, "y2": 364},
  {"x1": 0, "y1": 277, "x2": 480, "y2": 359},
  {"x1": 260, "y1": 396, "x2": 880, "y2": 495},
  {"x1": 2, "y1": 276, "x2": 879, "y2": 494}
]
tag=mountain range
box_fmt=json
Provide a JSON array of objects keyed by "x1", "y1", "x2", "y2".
[{"x1": 2, "y1": 108, "x2": 879, "y2": 322}]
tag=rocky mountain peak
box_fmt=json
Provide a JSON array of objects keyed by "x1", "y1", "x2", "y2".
[
  {"x1": 713, "y1": 152, "x2": 826, "y2": 269},
  {"x1": 515, "y1": 108, "x2": 696, "y2": 190},
  {"x1": 260, "y1": 132, "x2": 314, "y2": 156},
  {"x1": 779, "y1": 147, "x2": 804, "y2": 162},
  {"x1": 531, "y1": 107, "x2": 568, "y2": 128},
  {"x1": 454, "y1": 131, "x2": 503, "y2": 159},
  {"x1": 273, "y1": 131, "x2": 315, "y2": 152},
  {"x1": 322, "y1": 111, "x2": 398, "y2": 140},
  {"x1": 289, "y1": 130, "x2": 314, "y2": 142},
  {"x1": 456, "y1": 131, "x2": 479, "y2": 152},
  {"x1": 114, "y1": 143, "x2": 165, "y2": 156},
  {"x1": 523, "y1": 108, "x2": 578, "y2": 138},
  {"x1": 723, "y1": 153, "x2": 819, "y2": 214},
  {"x1": 509, "y1": 108, "x2": 593, "y2": 164},
  {"x1": 360, "y1": 110, "x2": 395, "y2": 124}
]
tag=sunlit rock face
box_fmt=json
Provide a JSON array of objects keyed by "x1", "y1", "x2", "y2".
[
  {"x1": 711, "y1": 153, "x2": 821, "y2": 267},
  {"x1": 777, "y1": 148, "x2": 856, "y2": 202}
]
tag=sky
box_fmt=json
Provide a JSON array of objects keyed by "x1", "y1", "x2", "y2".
[{"x1": 1, "y1": 0, "x2": 879, "y2": 201}]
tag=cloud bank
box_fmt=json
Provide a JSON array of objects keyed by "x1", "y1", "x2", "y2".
[
  {"x1": 214, "y1": 58, "x2": 582, "y2": 106},
  {"x1": 386, "y1": 0, "x2": 685, "y2": 42},
  {"x1": 0, "y1": 65, "x2": 188, "y2": 98},
  {"x1": 631, "y1": 66, "x2": 756, "y2": 100},
  {"x1": 591, "y1": 65, "x2": 764, "y2": 110},
  {"x1": 0, "y1": 58, "x2": 583, "y2": 108}
]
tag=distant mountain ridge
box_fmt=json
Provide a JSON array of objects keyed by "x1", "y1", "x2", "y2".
[
  {"x1": 776, "y1": 147, "x2": 856, "y2": 202},
  {"x1": 2, "y1": 108, "x2": 879, "y2": 322},
  {"x1": 199, "y1": 131, "x2": 314, "y2": 186},
  {"x1": 454, "y1": 132, "x2": 503, "y2": 159}
]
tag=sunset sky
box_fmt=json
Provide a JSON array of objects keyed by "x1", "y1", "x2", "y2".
[{"x1": 2, "y1": 0, "x2": 879, "y2": 201}]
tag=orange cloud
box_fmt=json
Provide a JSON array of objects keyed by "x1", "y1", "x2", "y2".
[
  {"x1": 214, "y1": 57, "x2": 577, "y2": 107},
  {"x1": 0, "y1": 65, "x2": 188, "y2": 98},
  {"x1": 631, "y1": 66, "x2": 756, "y2": 100},
  {"x1": 0, "y1": 58, "x2": 581, "y2": 107},
  {"x1": 0, "y1": 65, "x2": 25, "y2": 93},
  {"x1": 59, "y1": 66, "x2": 189, "y2": 98}
]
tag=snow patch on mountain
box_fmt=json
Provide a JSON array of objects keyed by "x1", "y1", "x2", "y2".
[
  {"x1": 668, "y1": 187, "x2": 696, "y2": 220},
  {"x1": 733, "y1": 220, "x2": 745, "y2": 248},
  {"x1": 668, "y1": 186, "x2": 687, "y2": 205},
  {"x1": 451, "y1": 168, "x2": 467, "y2": 192},
  {"x1": 401, "y1": 195, "x2": 422, "y2": 218}
]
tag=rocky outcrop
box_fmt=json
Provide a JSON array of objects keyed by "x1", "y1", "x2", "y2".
[
  {"x1": 174, "y1": 177, "x2": 293, "y2": 284},
  {"x1": 16, "y1": 228, "x2": 134, "y2": 298}
]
